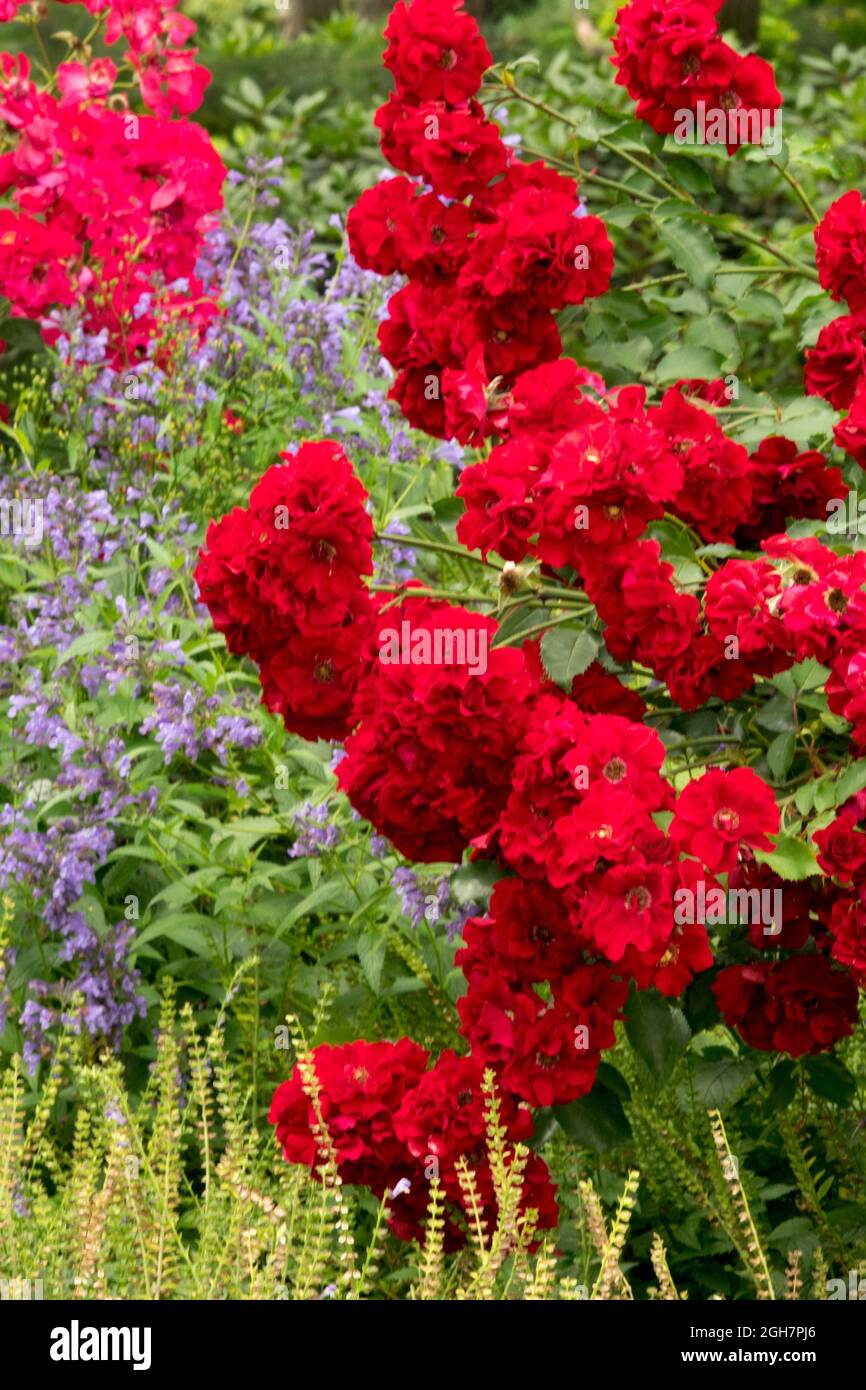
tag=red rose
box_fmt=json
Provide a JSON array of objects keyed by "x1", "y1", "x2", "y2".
[
  {"x1": 670, "y1": 767, "x2": 779, "y2": 875},
  {"x1": 814, "y1": 810, "x2": 866, "y2": 884},
  {"x1": 269, "y1": 1038, "x2": 429, "y2": 1184},
  {"x1": 338, "y1": 597, "x2": 542, "y2": 862},
  {"x1": 383, "y1": 0, "x2": 493, "y2": 105},
  {"x1": 815, "y1": 189, "x2": 866, "y2": 313},
  {"x1": 834, "y1": 375, "x2": 866, "y2": 467},
  {"x1": 713, "y1": 956, "x2": 858, "y2": 1057},
  {"x1": 804, "y1": 313, "x2": 866, "y2": 410}
]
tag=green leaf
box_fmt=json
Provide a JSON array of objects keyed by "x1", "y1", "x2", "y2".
[
  {"x1": 656, "y1": 217, "x2": 720, "y2": 289},
  {"x1": 665, "y1": 155, "x2": 715, "y2": 197},
  {"x1": 778, "y1": 396, "x2": 835, "y2": 446},
  {"x1": 431, "y1": 497, "x2": 464, "y2": 523},
  {"x1": 132, "y1": 912, "x2": 216, "y2": 955},
  {"x1": 53, "y1": 628, "x2": 114, "y2": 671},
  {"x1": 767, "y1": 732, "x2": 796, "y2": 781},
  {"x1": 804, "y1": 1055, "x2": 856, "y2": 1107},
  {"x1": 655, "y1": 345, "x2": 723, "y2": 383},
  {"x1": 358, "y1": 925, "x2": 388, "y2": 994},
  {"x1": 755, "y1": 693, "x2": 795, "y2": 733},
  {"x1": 691, "y1": 1056, "x2": 754, "y2": 1108},
  {"x1": 754, "y1": 834, "x2": 820, "y2": 881},
  {"x1": 767, "y1": 1060, "x2": 797, "y2": 1110},
  {"x1": 554, "y1": 1082, "x2": 632, "y2": 1153},
  {"x1": 587, "y1": 335, "x2": 654, "y2": 377},
  {"x1": 238, "y1": 76, "x2": 264, "y2": 107},
  {"x1": 273, "y1": 881, "x2": 346, "y2": 941},
  {"x1": 835, "y1": 760, "x2": 866, "y2": 805},
  {"x1": 0, "y1": 316, "x2": 45, "y2": 358},
  {"x1": 450, "y1": 860, "x2": 504, "y2": 909},
  {"x1": 539, "y1": 627, "x2": 600, "y2": 689},
  {"x1": 791, "y1": 658, "x2": 829, "y2": 692},
  {"x1": 794, "y1": 782, "x2": 815, "y2": 817},
  {"x1": 625, "y1": 989, "x2": 691, "y2": 1086}
]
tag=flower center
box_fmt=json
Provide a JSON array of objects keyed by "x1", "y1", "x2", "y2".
[
  {"x1": 827, "y1": 587, "x2": 848, "y2": 614},
  {"x1": 713, "y1": 806, "x2": 740, "y2": 833},
  {"x1": 440, "y1": 47, "x2": 458, "y2": 70},
  {"x1": 625, "y1": 885, "x2": 651, "y2": 913},
  {"x1": 534, "y1": 1052, "x2": 557, "y2": 1069},
  {"x1": 603, "y1": 756, "x2": 627, "y2": 784}
]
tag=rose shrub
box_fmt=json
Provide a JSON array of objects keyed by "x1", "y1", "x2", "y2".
[{"x1": 194, "y1": 0, "x2": 866, "y2": 1251}]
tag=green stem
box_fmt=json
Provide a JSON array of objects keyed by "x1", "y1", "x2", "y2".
[
  {"x1": 372, "y1": 585, "x2": 497, "y2": 607},
  {"x1": 374, "y1": 530, "x2": 501, "y2": 569},
  {"x1": 771, "y1": 159, "x2": 820, "y2": 224},
  {"x1": 491, "y1": 609, "x2": 586, "y2": 647},
  {"x1": 625, "y1": 265, "x2": 805, "y2": 294}
]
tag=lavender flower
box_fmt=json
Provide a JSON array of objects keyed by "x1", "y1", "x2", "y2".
[
  {"x1": 391, "y1": 867, "x2": 477, "y2": 940},
  {"x1": 140, "y1": 682, "x2": 262, "y2": 766},
  {"x1": 288, "y1": 803, "x2": 341, "y2": 859}
]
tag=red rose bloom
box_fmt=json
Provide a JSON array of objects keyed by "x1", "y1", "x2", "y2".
[
  {"x1": 394, "y1": 1050, "x2": 532, "y2": 1166},
  {"x1": 713, "y1": 956, "x2": 858, "y2": 1057},
  {"x1": 195, "y1": 440, "x2": 374, "y2": 662},
  {"x1": 670, "y1": 767, "x2": 779, "y2": 875},
  {"x1": 581, "y1": 861, "x2": 676, "y2": 962},
  {"x1": 804, "y1": 312, "x2": 866, "y2": 410},
  {"x1": 814, "y1": 810, "x2": 866, "y2": 884},
  {"x1": 834, "y1": 374, "x2": 866, "y2": 467},
  {"x1": 269, "y1": 1038, "x2": 429, "y2": 1184},
  {"x1": 501, "y1": 997, "x2": 614, "y2": 1108},
  {"x1": 383, "y1": 0, "x2": 492, "y2": 105},
  {"x1": 612, "y1": 0, "x2": 781, "y2": 153},
  {"x1": 815, "y1": 189, "x2": 866, "y2": 314},
  {"x1": 195, "y1": 441, "x2": 376, "y2": 740},
  {"x1": 338, "y1": 598, "x2": 542, "y2": 861},
  {"x1": 346, "y1": 176, "x2": 420, "y2": 276},
  {"x1": 826, "y1": 888, "x2": 866, "y2": 978}
]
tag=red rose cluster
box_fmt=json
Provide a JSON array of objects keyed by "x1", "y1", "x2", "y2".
[
  {"x1": 268, "y1": 1040, "x2": 558, "y2": 1246},
  {"x1": 195, "y1": 442, "x2": 377, "y2": 742},
  {"x1": 338, "y1": 595, "x2": 540, "y2": 861},
  {"x1": 0, "y1": 3, "x2": 222, "y2": 363},
  {"x1": 190, "y1": 0, "x2": 866, "y2": 1245},
  {"x1": 809, "y1": 192, "x2": 866, "y2": 467},
  {"x1": 455, "y1": 361, "x2": 842, "y2": 710},
  {"x1": 713, "y1": 956, "x2": 858, "y2": 1058},
  {"x1": 611, "y1": 0, "x2": 782, "y2": 152},
  {"x1": 197, "y1": 433, "x2": 863, "y2": 1239},
  {"x1": 347, "y1": 0, "x2": 613, "y2": 440},
  {"x1": 816, "y1": 794, "x2": 866, "y2": 980}
]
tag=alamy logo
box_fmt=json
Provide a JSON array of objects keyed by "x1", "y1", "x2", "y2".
[
  {"x1": 673, "y1": 101, "x2": 782, "y2": 156},
  {"x1": 49, "y1": 1320, "x2": 152, "y2": 1371},
  {"x1": 0, "y1": 496, "x2": 43, "y2": 547},
  {"x1": 674, "y1": 880, "x2": 782, "y2": 936},
  {"x1": 378, "y1": 620, "x2": 488, "y2": 675}
]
